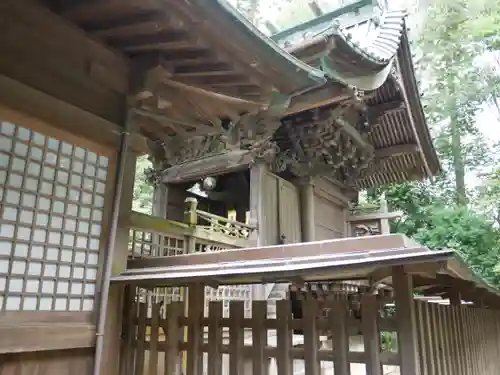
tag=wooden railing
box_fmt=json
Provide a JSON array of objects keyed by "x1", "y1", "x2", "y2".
[
  {"x1": 127, "y1": 198, "x2": 256, "y2": 259},
  {"x1": 125, "y1": 199, "x2": 256, "y2": 324}
]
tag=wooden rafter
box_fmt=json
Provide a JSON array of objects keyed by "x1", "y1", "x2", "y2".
[{"x1": 374, "y1": 144, "x2": 419, "y2": 159}]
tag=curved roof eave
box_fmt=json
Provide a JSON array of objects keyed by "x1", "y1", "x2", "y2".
[
  {"x1": 200, "y1": 0, "x2": 329, "y2": 96},
  {"x1": 309, "y1": 8, "x2": 407, "y2": 90}
]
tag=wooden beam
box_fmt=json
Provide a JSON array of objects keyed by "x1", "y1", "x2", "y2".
[
  {"x1": 368, "y1": 99, "x2": 405, "y2": 114},
  {"x1": 90, "y1": 13, "x2": 168, "y2": 39},
  {"x1": 374, "y1": 144, "x2": 419, "y2": 159},
  {"x1": 286, "y1": 83, "x2": 350, "y2": 115},
  {"x1": 0, "y1": 74, "x2": 148, "y2": 153},
  {"x1": 162, "y1": 150, "x2": 254, "y2": 184},
  {"x1": 116, "y1": 32, "x2": 195, "y2": 53},
  {"x1": 0, "y1": 322, "x2": 95, "y2": 353},
  {"x1": 63, "y1": 0, "x2": 158, "y2": 23}
]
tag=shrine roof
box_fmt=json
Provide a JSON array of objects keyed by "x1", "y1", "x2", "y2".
[
  {"x1": 112, "y1": 234, "x2": 500, "y2": 309},
  {"x1": 38, "y1": 0, "x2": 440, "y2": 187}
]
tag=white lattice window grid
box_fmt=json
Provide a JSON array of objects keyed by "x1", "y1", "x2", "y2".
[
  {"x1": 0, "y1": 121, "x2": 109, "y2": 312},
  {"x1": 204, "y1": 285, "x2": 252, "y2": 318},
  {"x1": 129, "y1": 229, "x2": 185, "y2": 258}
]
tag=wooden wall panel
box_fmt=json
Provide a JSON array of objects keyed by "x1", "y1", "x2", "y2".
[
  {"x1": 0, "y1": 0, "x2": 129, "y2": 125},
  {"x1": 166, "y1": 185, "x2": 189, "y2": 222},
  {"x1": 278, "y1": 179, "x2": 301, "y2": 244},
  {"x1": 0, "y1": 348, "x2": 93, "y2": 375},
  {"x1": 261, "y1": 171, "x2": 279, "y2": 246},
  {"x1": 313, "y1": 177, "x2": 349, "y2": 240}
]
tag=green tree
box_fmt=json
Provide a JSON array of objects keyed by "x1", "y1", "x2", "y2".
[
  {"x1": 413, "y1": 206, "x2": 500, "y2": 286},
  {"x1": 132, "y1": 155, "x2": 154, "y2": 214},
  {"x1": 417, "y1": 0, "x2": 493, "y2": 206}
]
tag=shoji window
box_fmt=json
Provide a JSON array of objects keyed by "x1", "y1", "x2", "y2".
[{"x1": 0, "y1": 120, "x2": 109, "y2": 312}]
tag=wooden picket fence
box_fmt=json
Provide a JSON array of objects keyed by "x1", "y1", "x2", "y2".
[
  {"x1": 121, "y1": 284, "x2": 401, "y2": 375},
  {"x1": 414, "y1": 300, "x2": 500, "y2": 375},
  {"x1": 121, "y1": 283, "x2": 500, "y2": 375}
]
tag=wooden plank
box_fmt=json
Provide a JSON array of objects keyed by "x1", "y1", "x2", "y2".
[
  {"x1": 0, "y1": 347, "x2": 94, "y2": 374},
  {"x1": 252, "y1": 301, "x2": 268, "y2": 375},
  {"x1": 478, "y1": 309, "x2": 489, "y2": 375},
  {"x1": 437, "y1": 306, "x2": 451, "y2": 375},
  {"x1": 456, "y1": 307, "x2": 466, "y2": 374},
  {"x1": 229, "y1": 301, "x2": 245, "y2": 375},
  {"x1": 0, "y1": 323, "x2": 96, "y2": 354},
  {"x1": 142, "y1": 340, "x2": 401, "y2": 364},
  {"x1": 207, "y1": 301, "x2": 223, "y2": 375},
  {"x1": 134, "y1": 302, "x2": 148, "y2": 375},
  {"x1": 186, "y1": 284, "x2": 204, "y2": 375},
  {"x1": 393, "y1": 267, "x2": 419, "y2": 375},
  {"x1": 462, "y1": 307, "x2": 475, "y2": 375},
  {"x1": 495, "y1": 314, "x2": 500, "y2": 371},
  {"x1": 450, "y1": 306, "x2": 465, "y2": 375},
  {"x1": 303, "y1": 299, "x2": 320, "y2": 375},
  {"x1": 428, "y1": 303, "x2": 443, "y2": 375},
  {"x1": 0, "y1": 76, "x2": 148, "y2": 154},
  {"x1": 414, "y1": 302, "x2": 427, "y2": 375},
  {"x1": 3, "y1": 0, "x2": 127, "y2": 71},
  {"x1": 361, "y1": 294, "x2": 382, "y2": 375},
  {"x1": 276, "y1": 300, "x2": 293, "y2": 375},
  {"x1": 470, "y1": 308, "x2": 482, "y2": 375},
  {"x1": 165, "y1": 302, "x2": 183, "y2": 375},
  {"x1": 331, "y1": 299, "x2": 350, "y2": 375},
  {"x1": 149, "y1": 303, "x2": 161, "y2": 375},
  {"x1": 122, "y1": 299, "x2": 137, "y2": 375}
]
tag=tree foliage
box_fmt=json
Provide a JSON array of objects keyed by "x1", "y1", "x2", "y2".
[
  {"x1": 368, "y1": 0, "x2": 500, "y2": 285},
  {"x1": 133, "y1": 155, "x2": 154, "y2": 214}
]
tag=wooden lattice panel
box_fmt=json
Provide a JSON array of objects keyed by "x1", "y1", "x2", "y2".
[
  {"x1": 0, "y1": 120, "x2": 109, "y2": 312},
  {"x1": 128, "y1": 229, "x2": 185, "y2": 258},
  {"x1": 204, "y1": 285, "x2": 252, "y2": 318}
]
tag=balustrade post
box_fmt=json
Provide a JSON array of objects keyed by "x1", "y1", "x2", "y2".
[
  {"x1": 379, "y1": 198, "x2": 390, "y2": 234},
  {"x1": 184, "y1": 197, "x2": 199, "y2": 226},
  {"x1": 184, "y1": 197, "x2": 198, "y2": 253}
]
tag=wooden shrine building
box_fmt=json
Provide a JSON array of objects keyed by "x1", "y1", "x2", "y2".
[{"x1": 0, "y1": 1, "x2": 498, "y2": 375}]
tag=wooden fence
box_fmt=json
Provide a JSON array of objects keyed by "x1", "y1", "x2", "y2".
[
  {"x1": 121, "y1": 284, "x2": 400, "y2": 375},
  {"x1": 414, "y1": 300, "x2": 500, "y2": 375},
  {"x1": 121, "y1": 285, "x2": 500, "y2": 375}
]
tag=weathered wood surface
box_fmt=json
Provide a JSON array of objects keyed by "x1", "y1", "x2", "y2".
[
  {"x1": 127, "y1": 296, "x2": 500, "y2": 375},
  {"x1": 0, "y1": 0, "x2": 129, "y2": 124},
  {"x1": 0, "y1": 348, "x2": 94, "y2": 375},
  {"x1": 414, "y1": 300, "x2": 500, "y2": 375},
  {"x1": 127, "y1": 295, "x2": 403, "y2": 375}
]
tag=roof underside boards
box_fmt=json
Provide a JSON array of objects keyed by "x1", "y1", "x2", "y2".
[{"x1": 113, "y1": 234, "x2": 500, "y2": 308}]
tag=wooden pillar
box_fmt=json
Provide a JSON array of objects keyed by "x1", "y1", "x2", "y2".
[
  {"x1": 102, "y1": 150, "x2": 137, "y2": 375},
  {"x1": 249, "y1": 163, "x2": 267, "y2": 247},
  {"x1": 186, "y1": 283, "x2": 205, "y2": 375},
  {"x1": 152, "y1": 182, "x2": 168, "y2": 218},
  {"x1": 298, "y1": 177, "x2": 315, "y2": 242},
  {"x1": 361, "y1": 295, "x2": 382, "y2": 375},
  {"x1": 393, "y1": 266, "x2": 420, "y2": 375},
  {"x1": 249, "y1": 163, "x2": 267, "y2": 301}
]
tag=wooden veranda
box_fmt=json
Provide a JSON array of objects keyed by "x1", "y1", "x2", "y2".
[{"x1": 113, "y1": 234, "x2": 500, "y2": 375}]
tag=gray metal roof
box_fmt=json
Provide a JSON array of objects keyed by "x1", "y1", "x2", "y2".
[{"x1": 111, "y1": 234, "x2": 500, "y2": 307}]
